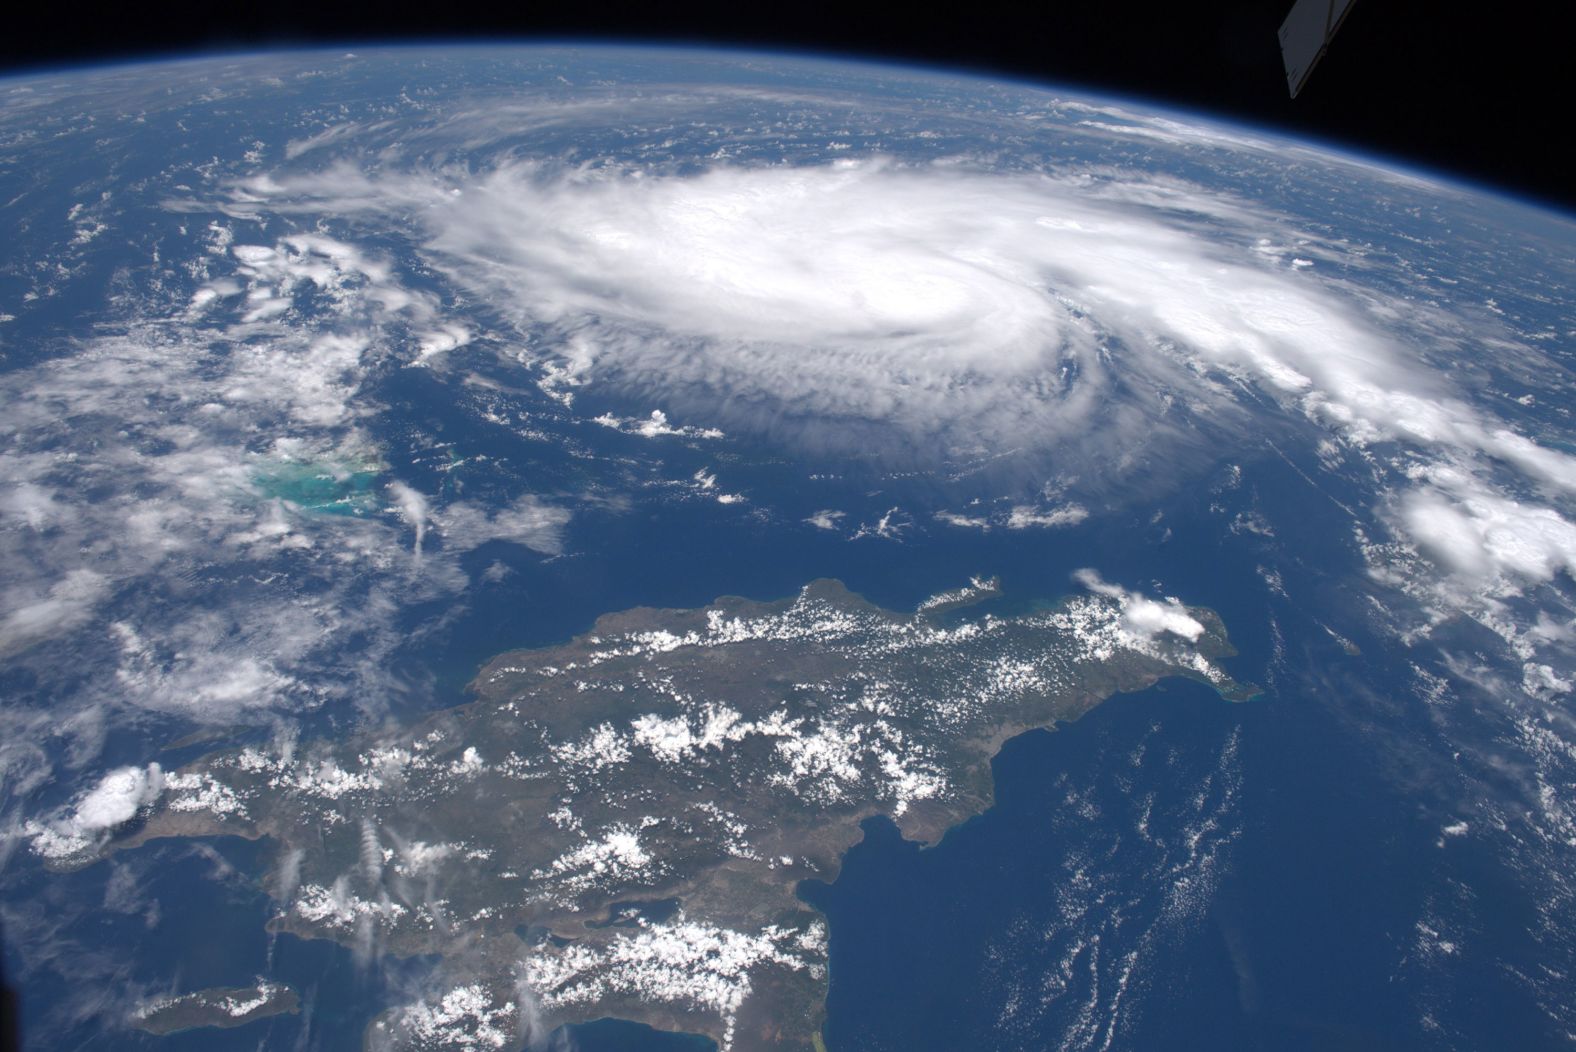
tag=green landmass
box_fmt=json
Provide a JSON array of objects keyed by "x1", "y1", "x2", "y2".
[
  {"x1": 130, "y1": 981, "x2": 298, "y2": 1036},
  {"x1": 99, "y1": 577, "x2": 1251, "y2": 1051}
]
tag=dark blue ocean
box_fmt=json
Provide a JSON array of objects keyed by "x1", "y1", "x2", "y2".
[{"x1": 6, "y1": 392, "x2": 1550, "y2": 1051}]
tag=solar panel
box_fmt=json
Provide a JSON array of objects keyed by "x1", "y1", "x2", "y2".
[{"x1": 1279, "y1": 0, "x2": 1359, "y2": 97}]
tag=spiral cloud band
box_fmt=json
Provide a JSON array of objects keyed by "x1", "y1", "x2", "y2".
[
  {"x1": 241, "y1": 157, "x2": 1422, "y2": 463},
  {"x1": 209, "y1": 149, "x2": 1576, "y2": 604}
]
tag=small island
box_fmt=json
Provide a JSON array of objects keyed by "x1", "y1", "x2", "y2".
[
  {"x1": 131, "y1": 981, "x2": 298, "y2": 1036},
  {"x1": 69, "y1": 575, "x2": 1250, "y2": 1051}
]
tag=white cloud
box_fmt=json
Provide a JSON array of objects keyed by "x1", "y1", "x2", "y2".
[
  {"x1": 1005, "y1": 504, "x2": 1089, "y2": 529},
  {"x1": 73, "y1": 764, "x2": 164, "y2": 831},
  {"x1": 387, "y1": 481, "x2": 430, "y2": 555},
  {"x1": 24, "y1": 763, "x2": 164, "y2": 860},
  {"x1": 224, "y1": 155, "x2": 1576, "y2": 507},
  {"x1": 1073, "y1": 569, "x2": 1204, "y2": 643},
  {"x1": 225, "y1": 159, "x2": 1364, "y2": 460},
  {"x1": 1122, "y1": 596, "x2": 1206, "y2": 643},
  {"x1": 414, "y1": 324, "x2": 474, "y2": 364},
  {"x1": 1402, "y1": 478, "x2": 1576, "y2": 586},
  {"x1": 933, "y1": 505, "x2": 1088, "y2": 530},
  {"x1": 436, "y1": 495, "x2": 571, "y2": 555},
  {"x1": 0, "y1": 569, "x2": 110, "y2": 658},
  {"x1": 851, "y1": 507, "x2": 909, "y2": 541},
  {"x1": 592, "y1": 409, "x2": 723, "y2": 440},
  {"x1": 390, "y1": 983, "x2": 516, "y2": 1050},
  {"x1": 523, "y1": 917, "x2": 825, "y2": 1051}
]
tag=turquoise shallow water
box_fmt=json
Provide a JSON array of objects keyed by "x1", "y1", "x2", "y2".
[{"x1": 252, "y1": 462, "x2": 382, "y2": 517}]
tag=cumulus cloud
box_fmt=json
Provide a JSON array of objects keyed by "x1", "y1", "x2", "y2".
[
  {"x1": 388, "y1": 482, "x2": 430, "y2": 555},
  {"x1": 804, "y1": 510, "x2": 845, "y2": 531},
  {"x1": 934, "y1": 510, "x2": 990, "y2": 530},
  {"x1": 1402, "y1": 474, "x2": 1576, "y2": 586},
  {"x1": 1006, "y1": 505, "x2": 1089, "y2": 529},
  {"x1": 435, "y1": 495, "x2": 572, "y2": 556},
  {"x1": 592, "y1": 409, "x2": 723, "y2": 440},
  {"x1": 933, "y1": 504, "x2": 1088, "y2": 531},
  {"x1": 72, "y1": 765, "x2": 164, "y2": 832},
  {"x1": 23, "y1": 764, "x2": 164, "y2": 860},
  {"x1": 1074, "y1": 569, "x2": 1205, "y2": 643}
]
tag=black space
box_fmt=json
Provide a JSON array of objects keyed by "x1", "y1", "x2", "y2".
[{"x1": 0, "y1": 1, "x2": 1570, "y2": 208}]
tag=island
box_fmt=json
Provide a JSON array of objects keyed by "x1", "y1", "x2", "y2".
[
  {"x1": 130, "y1": 981, "x2": 298, "y2": 1035},
  {"x1": 59, "y1": 575, "x2": 1251, "y2": 1051}
]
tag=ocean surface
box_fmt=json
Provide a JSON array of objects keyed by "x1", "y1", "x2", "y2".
[{"x1": 10, "y1": 423, "x2": 1526, "y2": 1050}]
